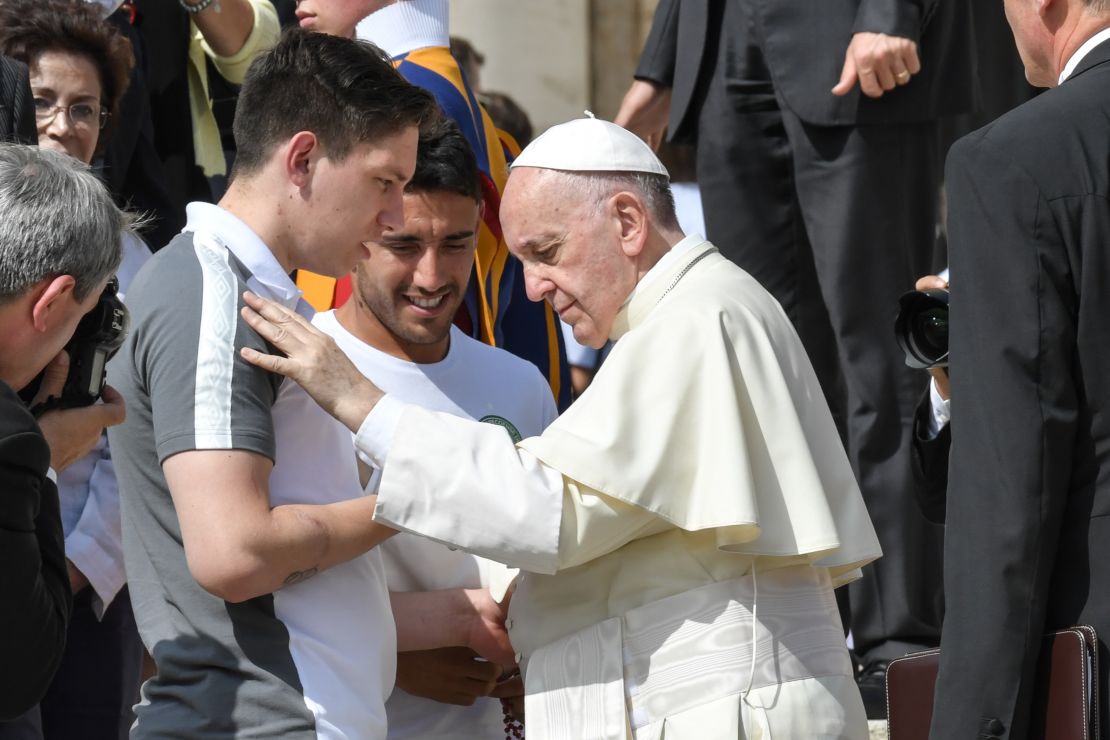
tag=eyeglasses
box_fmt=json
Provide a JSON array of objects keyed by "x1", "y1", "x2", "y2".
[{"x1": 33, "y1": 98, "x2": 109, "y2": 130}]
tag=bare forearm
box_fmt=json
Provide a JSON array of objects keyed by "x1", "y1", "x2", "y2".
[
  {"x1": 188, "y1": 0, "x2": 255, "y2": 57},
  {"x1": 198, "y1": 496, "x2": 397, "y2": 602},
  {"x1": 391, "y1": 589, "x2": 473, "y2": 651}
]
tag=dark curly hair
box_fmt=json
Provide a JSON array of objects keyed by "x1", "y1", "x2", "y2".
[{"x1": 0, "y1": 0, "x2": 134, "y2": 149}]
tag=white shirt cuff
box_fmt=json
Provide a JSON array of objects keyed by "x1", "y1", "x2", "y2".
[
  {"x1": 46, "y1": 466, "x2": 57, "y2": 483},
  {"x1": 924, "y1": 376, "x2": 951, "y2": 439},
  {"x1": 354, "y1": 394, "x2": 408, "y2": 470}
]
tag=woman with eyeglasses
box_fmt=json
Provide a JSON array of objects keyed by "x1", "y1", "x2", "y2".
[{"x1": 0, "y1": 3, "x2": 149, "y2": 739}]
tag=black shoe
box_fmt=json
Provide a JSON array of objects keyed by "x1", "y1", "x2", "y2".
[{"x1": 857, "y1": 659, "x2": 889, "y2": 720}]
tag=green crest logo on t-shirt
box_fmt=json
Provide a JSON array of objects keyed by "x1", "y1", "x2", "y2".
[{"x1": 479, "y1": 415, "x2": 522, "y2": 443}]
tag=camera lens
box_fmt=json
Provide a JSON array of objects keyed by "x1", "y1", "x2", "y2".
[{"x1": 894, "y1": 289, "x2": 949, "y2": 369}]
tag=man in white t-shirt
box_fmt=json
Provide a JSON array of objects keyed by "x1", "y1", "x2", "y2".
[{"x1": 314, "y1": 119, "x2": 557, "y2": 739}]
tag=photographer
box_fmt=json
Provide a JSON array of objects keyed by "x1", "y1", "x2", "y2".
[
  {"x1": 907, "y1": 273, "x2": 950, "y2": 524},
  {"x1": 0, "y1": 5, "x2": 150, "y2": 736},
  {"x1": 0, "y1": 143, "x2": 130, "y2": 720}
]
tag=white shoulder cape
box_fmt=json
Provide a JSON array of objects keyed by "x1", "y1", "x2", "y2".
[{"x1": 518, "y1": 241, "x2": 880, "y2": 577}]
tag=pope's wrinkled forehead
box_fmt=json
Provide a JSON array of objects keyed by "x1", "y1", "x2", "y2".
[{"x1": 500, "y1": 167, "x2": 579, "y2": 253}]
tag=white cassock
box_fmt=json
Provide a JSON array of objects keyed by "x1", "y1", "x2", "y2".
[{"x1": 359, "y1": 237, "x2": 882, "y2": 739}]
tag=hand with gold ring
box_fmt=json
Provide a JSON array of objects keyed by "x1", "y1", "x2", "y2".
[{"x1": 832, "y1": 32, "x2": 921, "y2": 98}]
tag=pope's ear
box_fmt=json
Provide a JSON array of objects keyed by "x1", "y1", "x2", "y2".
[
  {"x1": 612, "y1": 191, "x2": 649, "y2": 257},
  {"x1": 30, "y1": 275, "x2": 78, "y2": 333}
]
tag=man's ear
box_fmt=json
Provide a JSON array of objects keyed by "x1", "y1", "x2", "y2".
[
  {"x1": 285, "y1": 131, "x2": 321, "y2": 189},
  {"x1": 1036, "y1": 0, "x2": 1061, "y2": 19},
  {"x1": 612, "y1": 191, "x2": 648, "y2": 257},
  {"x1": 30, "y1": 275, "x2": 78, "y2": 333}
]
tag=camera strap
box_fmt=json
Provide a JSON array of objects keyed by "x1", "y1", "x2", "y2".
[{"x1": 28, "y1": 395, "x2": 64, "y2": 419}]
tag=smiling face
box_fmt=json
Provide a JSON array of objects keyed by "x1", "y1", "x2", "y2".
[
  {"x1": 501, "y1": 168, "x2": 638, "y2": 349},
  {"x1": 343, "y1": 188, "x2": 480, "y2": 363},
  {"x1": 295, "y1": 0, "x2": 390, "y2": 37},
  {"x1": 30, "y1": 49, "x2": 104, "y2": 164},
  {"x1": 293, "y1": 126, "x2": 419, "y2": 278}
]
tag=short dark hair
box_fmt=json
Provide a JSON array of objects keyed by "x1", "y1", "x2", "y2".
[
  {"x1": 0, "y1": 0, "x2": 134, "y2": 146},
  {"x1": 406, "y1": 118, "x2": 482, "y2": 204},
  {"x1": 232, "y1": 29, "x2": 438, "y2": 178}
]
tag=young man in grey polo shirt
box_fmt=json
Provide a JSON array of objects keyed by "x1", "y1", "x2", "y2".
[{"x1": 108, "y1": 30, "x2": 444, "y2": 738}]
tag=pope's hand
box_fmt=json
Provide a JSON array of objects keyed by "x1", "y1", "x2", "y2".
[
  {"x1": 462, "y1": 587, "x2": 517, "y2": 667},
  {"x1": 832, "y1": 32, "x2": 921, "y2": 98},
  {"x1": 491, "y1": 671, "x2": 525, "y2": 721},
  {"x1": 239, "y1": 291, "x2": 381, "y2": 432}
]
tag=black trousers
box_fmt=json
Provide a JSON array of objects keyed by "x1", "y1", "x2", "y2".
[
  {"x1": 696, "y1": 0, "x2": 946, "y2": 663},
  {"x1": 0, "y1": 587, "x2": 143, "y2": 740}
]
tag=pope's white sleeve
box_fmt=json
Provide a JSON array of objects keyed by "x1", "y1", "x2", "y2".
[
  {"x1": 363, "y1": 398, "x2": 565, "y2": 573},
  {"x1": 359, "y1": 398, "x2": 665, "y2": 574}
]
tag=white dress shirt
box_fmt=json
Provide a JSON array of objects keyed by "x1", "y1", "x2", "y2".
[{"x1": 1059, "y1": 25, "x2": 1110, "y2": 84}]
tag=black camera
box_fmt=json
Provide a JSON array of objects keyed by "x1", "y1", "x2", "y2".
[
  {"x1": 61, "y1": 275, "x2": 129, "y2": 407},
  {"x1": 894, "y1": 288, "x2": 948, "y2": 369}
]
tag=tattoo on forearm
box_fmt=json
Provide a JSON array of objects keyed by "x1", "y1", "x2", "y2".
[{"x1": 283, "y1": 567, "x2": 319, "y2": 586}]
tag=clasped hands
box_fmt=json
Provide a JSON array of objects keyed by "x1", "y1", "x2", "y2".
[{"x1": 396, "y1": 587, "x2": 524, "y2": 715}]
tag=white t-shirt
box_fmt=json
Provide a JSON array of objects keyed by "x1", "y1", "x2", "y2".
[{"x1": 313, "y1": 311, "x2": 558, "y2": 740}]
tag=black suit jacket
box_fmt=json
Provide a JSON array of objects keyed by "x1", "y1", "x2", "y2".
[
  {"x1": 0, "y1": 56, "x2": 37, "y2": 145},
  {"x1": 635, "y1": 0, "x2": 977, "y2": 138},
  {"x1": 0, "y1": 381, "x2": 71, "y2": 720},
  {"x1": 932, "y1": 39, "x2": 1110, "y2": 740}
]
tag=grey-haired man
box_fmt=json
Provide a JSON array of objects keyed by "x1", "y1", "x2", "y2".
[{"x1": 0, "y1": 143, "x2": 130, "y2": 719}]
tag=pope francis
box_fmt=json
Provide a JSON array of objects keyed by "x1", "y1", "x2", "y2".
[{"x1": 240, "y1": 117, "x2": 881, "y2": 739}]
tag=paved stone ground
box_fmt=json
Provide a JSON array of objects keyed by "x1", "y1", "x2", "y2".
[{"x1": 869, "y1": 719, "x2": 889, "y2": 739}]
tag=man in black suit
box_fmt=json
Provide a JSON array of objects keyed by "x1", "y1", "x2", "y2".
[
  {"x1": 934, "y1": 1, "x2": 1110, "y2": 738},
  {"x1": 616, "y1": 0, "x2": 977, "y2": 713},
  {"x1": 0, "y1": 144, "x2": 129, "y2": 720},
  {"x1": 0, "y1": 56, "x2": 36, "y2": 145}
]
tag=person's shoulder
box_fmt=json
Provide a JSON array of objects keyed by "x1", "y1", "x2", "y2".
[
  {"x1": 126, "y1": 232, "x2": 202, "y2": 298},
  {"x1": 129, "y1": 231, "x2": 253, "y2": 308},
  {"x1": 949, "y1": 69, "x2": 1110, "y2": 190}
]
